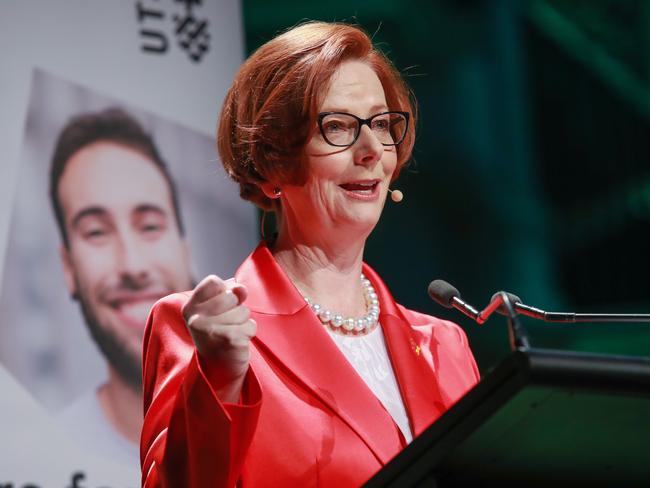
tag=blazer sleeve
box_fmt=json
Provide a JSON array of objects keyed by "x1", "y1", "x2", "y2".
[{"x1": 140, "y1": 293, "x2": 262, "y2": 488}]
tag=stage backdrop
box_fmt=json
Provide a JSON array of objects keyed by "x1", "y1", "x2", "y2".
[{"x1": 0, "y1": 2, "x2": 254, "y2": 487}]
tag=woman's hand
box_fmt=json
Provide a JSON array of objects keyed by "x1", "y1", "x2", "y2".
[{"x1": 181, "y1": 275, "x2": 256, "y2": 402}]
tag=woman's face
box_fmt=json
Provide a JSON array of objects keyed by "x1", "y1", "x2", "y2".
[{"x1": 279, "y1": 59, "x2": 398, "y2": 241}]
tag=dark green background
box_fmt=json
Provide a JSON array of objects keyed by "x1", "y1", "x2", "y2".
[{"x1": 242, "y1": 0, "x2": 650, "y2": 374}]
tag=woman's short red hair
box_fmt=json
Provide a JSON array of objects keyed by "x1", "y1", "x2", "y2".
[{"x1": 218, "y1": 21, "x2": 417, "y2": 210}]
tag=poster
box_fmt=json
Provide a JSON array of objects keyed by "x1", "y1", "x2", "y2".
[{"x1": 0, "y1": 2, "x2": 253, "y2": 486}]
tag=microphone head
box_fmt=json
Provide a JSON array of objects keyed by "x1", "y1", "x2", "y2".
[
  {"x1": 491, "y1": 291, "x2": 522, "y2": 315},
  {"x1": 390, "y1": 189, "x2": 403, "y2": 202},
  {"x1": 428, "y1": 279, "x2": 461, "y2": 308}
]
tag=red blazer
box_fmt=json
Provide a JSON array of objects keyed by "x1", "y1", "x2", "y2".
[{"x1": 141, "y1": 242, "x2": 480, "y2": 487}]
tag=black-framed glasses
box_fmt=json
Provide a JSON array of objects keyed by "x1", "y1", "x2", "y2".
[{"x1": 317, "y1": 111, "x2": 410, "y2": 147}]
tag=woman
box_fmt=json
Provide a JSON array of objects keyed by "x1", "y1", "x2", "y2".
[{"x1": 141, "y1": 21, "x2": 479, "y2": 487}]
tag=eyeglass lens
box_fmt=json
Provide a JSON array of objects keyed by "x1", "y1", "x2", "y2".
[{"x1": 320, "y1": 112, "x2": 407, "y2": 146}]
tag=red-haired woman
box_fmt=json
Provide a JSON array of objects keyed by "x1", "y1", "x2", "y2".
[{"x1": 141, "y1": 21, "x2": 479, "y2": 487}]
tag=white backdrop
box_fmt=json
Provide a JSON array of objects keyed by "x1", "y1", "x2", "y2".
[{"x1": 0, "y1": 1, "x2": 254, "y2": 486}]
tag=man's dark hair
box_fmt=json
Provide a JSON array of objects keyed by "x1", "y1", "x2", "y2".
[{"x1": 49, "y1": 107, "x2": 185, "y2": 247}]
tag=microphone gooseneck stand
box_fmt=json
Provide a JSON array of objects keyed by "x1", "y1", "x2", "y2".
[
  {"x1": 428, "y1": 278, "x2": 650, "y2": 351},
  {"x1": 490, "y1": 291, "x2": 530, "y2": 351},
  {"x1": 428, "y1": 280, "x2": 531, "y2": 351}
]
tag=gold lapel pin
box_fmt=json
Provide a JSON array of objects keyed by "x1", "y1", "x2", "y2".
[{"x1": 409, "y1": 337, "x2": 421, "y2": 356}]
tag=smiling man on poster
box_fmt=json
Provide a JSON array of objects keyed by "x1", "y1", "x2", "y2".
[{"x1": 49, "y1": 107, "x2": 194, "y2": 467}]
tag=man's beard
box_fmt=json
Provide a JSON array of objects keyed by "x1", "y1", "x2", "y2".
[{"x1": 77, "y1": 292, "x2": 143, "y2": 392}]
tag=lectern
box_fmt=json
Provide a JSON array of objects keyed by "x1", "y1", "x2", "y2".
[{"x1": 365, "y1": 347, "x2": 650, "y2": 487}]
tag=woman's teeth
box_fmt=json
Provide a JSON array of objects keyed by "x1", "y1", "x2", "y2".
[{"x1": 339, "y1": 182, "x2": 377, "y2": 193}]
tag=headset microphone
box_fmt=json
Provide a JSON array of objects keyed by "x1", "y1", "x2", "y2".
[{"x1": 389, "y1": 189, "x2": 403, "y2": 203}]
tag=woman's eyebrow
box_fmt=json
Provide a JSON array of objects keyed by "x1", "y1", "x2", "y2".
[{"x1": 320, "y1": 104, "x2": 389, "y2": 114}]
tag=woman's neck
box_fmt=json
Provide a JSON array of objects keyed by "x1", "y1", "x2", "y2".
[{"x1": 272, "y1": 225, "x2": 369, "y2": 319}]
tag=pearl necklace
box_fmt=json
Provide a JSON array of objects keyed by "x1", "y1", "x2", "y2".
[{"x1": 304, "y1": 274, "x2": 380, "y2": 336}]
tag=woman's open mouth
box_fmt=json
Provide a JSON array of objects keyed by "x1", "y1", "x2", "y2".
[{"x1": 338, "y1": 180, "x2": 381, "y2": 201}]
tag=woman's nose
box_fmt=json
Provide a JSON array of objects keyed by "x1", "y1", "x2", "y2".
[{"x1": 353, "y1": 125, "x2": 383, "y2": 167}]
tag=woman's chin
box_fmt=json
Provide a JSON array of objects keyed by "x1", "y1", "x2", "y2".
[{"x1": 334, "y1": 209, "x2": 382, "y2": 232}]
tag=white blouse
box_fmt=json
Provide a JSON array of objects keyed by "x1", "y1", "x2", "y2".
[{"x1": 326, "y1": 324, "x2": 413, "y2": 443}]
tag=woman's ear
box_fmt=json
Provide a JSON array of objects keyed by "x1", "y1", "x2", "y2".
[{"x1": 260, "y1": 182, "x2": 282, "y2": 199}]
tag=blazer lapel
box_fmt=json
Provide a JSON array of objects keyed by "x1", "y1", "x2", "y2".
[
  {"x1": 362, "y1": 264, "x2": 447, "y2": 438},
  {"x1": 235, "y1": 243, "x2": 402, "y2": 464}
]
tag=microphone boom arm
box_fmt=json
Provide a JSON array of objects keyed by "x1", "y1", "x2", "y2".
[{"x1": 513, "y1": 303, "x2": 650, "y2": 324}]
